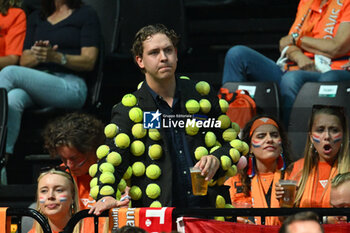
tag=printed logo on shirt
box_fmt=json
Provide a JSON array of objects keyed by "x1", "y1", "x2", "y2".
[
  {"x1": 144, "y1": 110, "x2": 161, "y2": 129},
  {"x1": 81, "y1": 198, "x2": 96, "y2": 207},
  {"x1": 319, "y1": 180, "x2": 328, "y2": 188}
]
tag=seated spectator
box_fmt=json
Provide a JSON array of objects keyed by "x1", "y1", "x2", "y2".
[
  {"x1": 29, "y1": 167, "x2": 82, "y2": 233},
  {"x1": 279, "y1": 211, "x2": 324, "y2": 233},
  {"x1": 225, "y1": 115, "x2": 292, "y2": 225},
  {"x1": 326, "y1": 172, "x2": 350, "y2": 223},
  {"x1": 42, "y1": 112, "x2": 129, "y2": 232},
  {"x1": 277, "y1": 105, "x2": 350, "y2": 207},
  {"x1": 222, "y1": 0, "x2": 350, "y2": 126},
  {"x1": 0, "y1": 0, "x2": 101, "y2": 177},
  {"x1": 330, "y1": 172, "x2": 350, "y2": 208},
  {"x1": 0, "y1": 0, "x2": 26, "y2": 69},
  {"x1": 0, "y1": 0, "x2": 26, "y2": 185}
]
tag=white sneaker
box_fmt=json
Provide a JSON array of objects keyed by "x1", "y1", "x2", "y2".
[{"x1": 0, "y1": 166, "x2": 7, "y2": 185}]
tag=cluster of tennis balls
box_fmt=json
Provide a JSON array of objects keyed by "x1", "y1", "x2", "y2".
[
  {"x1": 89, "y1": 79, "x2": 248, "y2": 208},
  {"x1": 89, "y1": 93, "x2": 164, "y2": 207}
]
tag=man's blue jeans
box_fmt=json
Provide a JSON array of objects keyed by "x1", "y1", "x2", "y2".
[{"x1": 0, "y1": 65, "x2": 87, "y2": 154}]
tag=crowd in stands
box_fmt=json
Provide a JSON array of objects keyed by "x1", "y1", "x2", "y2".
[{"x1": 1, "y1": 0, "x2": 350, "y2": 232}]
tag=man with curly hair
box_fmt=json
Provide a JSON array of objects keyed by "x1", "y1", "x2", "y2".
[{"x1": 42, "y1": 112, "x2": 105, "y2": 209}]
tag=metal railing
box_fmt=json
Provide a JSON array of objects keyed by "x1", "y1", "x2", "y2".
[{"x1": 7, "y1": 207, "x2": 51, "y2": 233}]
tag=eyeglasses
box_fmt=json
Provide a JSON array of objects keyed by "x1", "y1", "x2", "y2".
[{"x1": 40, "y1": 165, "x2": 75, "y2": 185}]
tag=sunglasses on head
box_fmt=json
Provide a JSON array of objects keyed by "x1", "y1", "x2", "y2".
[{"x1": 40, "y1": 165, "x2": 75, "y2": 184}]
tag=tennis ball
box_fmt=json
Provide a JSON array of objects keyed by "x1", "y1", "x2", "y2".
[
  {"x1": 116, "y1": 189, "x2": 121, "y2": 200},
  {"x1": 179, "y1": 75, "x2": 190, "y2": 80},
  {"x1": 204, "y1": 131, "x2": 216, "y2": 148},
  {"x1": 230, "y1": 139, "x2": 244, "y2": 152},
  {"x1": 137, "y1": 81, "x2": 143, "y2": 90},
  {"x1": 219, "y1": 99, "x2": 229, "y2": 113},
  {"x1": 89, "y1": 164, "x2": 98, "y2": 177},
  {"x1": 130, "y1": 140, "x2": 145, "y2": 156},
  {"x1": 199, "y1": 99, "x2": 211, "y2": 114},
  {"x1": 216, "y1": 195, "x2": 226, "y2": 208},
  {"x1": 214, "y1": 216, "x2": 225, "y2": 221},
  {"x1": 148, "y1": 128, "x2": 161, "y2": 141},
  {"x1": 100, "y1": 172, "x2": 115, "y2": 184},
  {"x1": 218, "y1": 114, "x2": 231, "y2": 129},
  {"x1": 132, "y1": 161, "x2": 145, "y2": 177},
  {"x1": 208, "y1": 179, "x2": 217, "y2": 187},
  {"x1": 222, "y1": 128, "x2": 237, "y2": 142},
  {"x1": 90, "y1": 177, "x2": 98, "y2": 188},
  {"x1": 106, "y1": 151, "x2": 122, "y2": 166},
  {"x1": 104, "y1": 123, "x2": 119, "y2": 138},
  {"x1": 210, "y1": 145, "x2": 220, "y2": 153},
  {"x1": 231, "y1": 122, "x2": 240, "y2": 134},
  {"x1": 90, "y1": 186, "x2": 99, "y2": 199},
  {"x1": 99, "y1": 162, "x2": 115, "y2": 173},
  {"x1": 185, "y1": 99, "x2": 200, "y2": 114},
  {"x1": 122, "y1": 93, "x2": 137, "y2": 107},
  {"x1": 194, "y1": 146, "x2": 208, "y2": 160},
  {"x1": 186, "y1": 124, "x2": 199, "y2": 136},
  {"x1": 146, "y1": 183, "x2": 161, "y2": 199},
  {"x1": 226, "y1": 165, "x2": 237, "y2": 177},
  {"x1": 150, "y1": 201, "x2": 162, "y2": 207},
  {"x1": 100, "y1": 185, "x2": 115, "y2": 196},
  {"x1": 225, "y1": 204, "x2": 234, "y2": 208},
  {"x1": 115, "y1": 133, "x2": 130, "y2": 149},
  {"x1": 241, "y1": 141, "x2": 249, "y2": 156},
  {"x1": 96, "y1": 145, "x2": 110, "y2": 159},
  {"x1": 122, "y1": 166, "x2": 133, "y2": 180},
  {"x1": 132, "y1": 123, "x2": 147, "y2": 139},
  {"x1": 229, "y1": 148, "x2": 240, "y2": 163},
  {"x1": 195, "y1": 81, "x2": 210, "y2": 96},
  {"x1": 237, "y1": 156, "x2": 248, "y2": 170},
  {"x1": 148, "y1": 144, "x2": 162, "y2": 160},
  {"x1": 117, "y1": 179, "x2": 127, "y2": 192},
  {"x1": 146, "y1": 164, "x2": 161, "y2": 180},
  {"x1": 220, "y1": 155, "x2": 232, "y2": 170},
  {"x1": 129, "y1": 107, "x2": 143, "y2": 123},
  {"x1": 129, "y1": 185, "x2": 142, "y2": 200}
]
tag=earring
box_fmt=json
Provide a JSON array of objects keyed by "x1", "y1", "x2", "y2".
[
  {"x1": 277, "y1": 152, "x2": 286, "y2": 171},
  {"x1": 71, "y1": 203, "x2": 75, "y2": 215},
  {"x1": 247, "y1": 153, "x2": 255, "y2": 178}
]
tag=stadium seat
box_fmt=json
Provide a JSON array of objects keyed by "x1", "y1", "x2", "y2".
[
  {"x1": 221, "y1": 82, "x2": 281, "y2": 119},
  {"x1": 287, "y1": 81, "x2": 350, "y2": 161}
]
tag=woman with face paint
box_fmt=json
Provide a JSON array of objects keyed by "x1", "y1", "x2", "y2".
[
  {"x1": 278, "y1": 105, "x2": 350, "y2": 208},
  {"x1": 29, "y1": 168, "x2": 81, "y2": 233},
  {"x1": 225, "y1": 115, "x2": 292, "y2": 225}
]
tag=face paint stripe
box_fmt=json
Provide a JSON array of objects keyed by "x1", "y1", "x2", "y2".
[
  {"x1": 333, "y1": 133, "x2": 342, "y2": 143},
  {"x1": 59, "y1": 195, "x2": 67, "y2": 202},
  {"x1": 251, "y1": 139, "x2": 262, "y2": 148},
  {"x1": 39, "y1": 197, "x2": 45, "y2": 203},
  {"x1": 312, "y1": 135, "x2": 320, "y2": 143}
]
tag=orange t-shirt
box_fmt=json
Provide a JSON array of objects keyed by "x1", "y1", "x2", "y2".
[
  {"x1": 225, "y1": 171, "x2": 282, "y2": 225},
  {"x1": 0, "y1": 8, "x2": 26, "y2": 56},
  {"x1": 287, "y1": 159, "x2": 338, "y2": 207},
  {"x1": 73, "y1": 174, "x2": 107, "y2": 233},
  {"x1": 288, "y1": 0, "x2": 350, "y2": 69}
]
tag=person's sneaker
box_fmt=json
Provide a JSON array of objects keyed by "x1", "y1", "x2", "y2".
[{"x1": 0, "y1": 166, "x2": 7, "y2": 185}]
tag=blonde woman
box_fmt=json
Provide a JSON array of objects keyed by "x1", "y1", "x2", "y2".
[
  {"x1": 29, "y1": 168, "x2": 81, "y2": 233},
  {"x1": 277, "y1": 105, "x2": 350, "y2": 207}
]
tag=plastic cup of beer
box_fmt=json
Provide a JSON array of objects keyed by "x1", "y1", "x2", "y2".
[
  {"x1": 190, "y1": 167, "x2": 208, "y2": 196},
  {"x1": 279, "y1": 179, "x2": 297, "y2": 208}
]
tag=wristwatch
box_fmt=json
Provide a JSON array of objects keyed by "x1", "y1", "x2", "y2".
[
  {"x1": 291, "y1": 33, "x2": 299, "y2": 45},
  {"x1": 60, "y1": 53, "x2": 67, "y2": 65}
]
